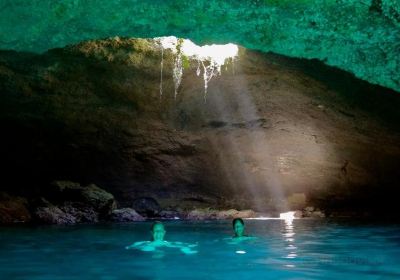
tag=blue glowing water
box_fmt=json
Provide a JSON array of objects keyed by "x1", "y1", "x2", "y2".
[{"x1": 1, "y1": 220, "x2": 399, "y2": 279}]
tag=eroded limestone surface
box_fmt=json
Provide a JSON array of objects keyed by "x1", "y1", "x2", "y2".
[{"x1": 0, "y1": 38, "x2": 400, "y2": 218}]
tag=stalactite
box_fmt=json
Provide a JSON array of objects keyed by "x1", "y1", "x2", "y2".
[{"x1": 157, "y1": 36, "x2": 238, "y2": 100}]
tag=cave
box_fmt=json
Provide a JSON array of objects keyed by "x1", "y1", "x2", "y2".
[{"x1": 0, "y1": 1, "x2": 400, "y2": 279}]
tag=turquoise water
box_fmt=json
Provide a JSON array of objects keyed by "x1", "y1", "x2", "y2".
[{"x1": 1, "y1": 220, "x2": 399, "y2": 279}]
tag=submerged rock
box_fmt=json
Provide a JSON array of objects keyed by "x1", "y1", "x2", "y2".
[
  {"x1": 110, "y1": 208, "x2": 145, "y2": 222},
  {"x1": 0, "y1": 193, "x2": 31, "y2": 224}
]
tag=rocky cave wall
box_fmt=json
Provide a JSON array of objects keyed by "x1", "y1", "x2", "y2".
[
  {"x1": 0, "y1": 0, "x2": 399, "y2": 92},
  {"x1": 1, "y1": 38, "x2": 400, "y2": 218}
]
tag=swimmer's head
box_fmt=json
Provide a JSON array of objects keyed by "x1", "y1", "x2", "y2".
[
  {"x1": 232, "y1": 218, "x2": 245, "y2": 237},
  {"x1": 151, "y1": 221, "x2": 166, "y2": 241}
]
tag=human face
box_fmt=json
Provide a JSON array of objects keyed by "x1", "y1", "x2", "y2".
[
  {"x1": 233, "y1": 220, "x2": 245, "y2": 237},
  {"x1": 151, "y1": 224, "x2": 166, "y2": 241}
]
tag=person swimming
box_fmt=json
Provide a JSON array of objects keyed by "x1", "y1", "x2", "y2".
[
  {"x1": 150, "y1": 221, "x2": 166, "y2": 243},
  {"x1": 125, "y1": 221, "x2": 198, "y2": 255},
  {"x1": 229, "y1": 218, "x2": 257, "y2": 243}
]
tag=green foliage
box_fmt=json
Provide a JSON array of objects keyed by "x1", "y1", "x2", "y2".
[
  {"x1": 182, "y1": 55, "x2": 190, "y2": 69},
  {"x1": 176, "y1": 38, "x2": 184, "y2": 53}
]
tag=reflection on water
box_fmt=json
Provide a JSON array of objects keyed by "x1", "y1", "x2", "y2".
[{"x1": 283, "y1": 216, "x2": 298, "y2": 268}]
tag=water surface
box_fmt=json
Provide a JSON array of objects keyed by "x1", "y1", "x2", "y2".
[{"x1": 1, "y1": 220, "x2": 399, "y2": 279}]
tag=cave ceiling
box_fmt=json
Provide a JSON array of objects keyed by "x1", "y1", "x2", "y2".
[{"x1": 0, "y1": 0, "x2": 399, "y2": 92}]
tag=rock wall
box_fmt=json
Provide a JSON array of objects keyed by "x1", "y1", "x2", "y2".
[{"x1": 1, "y1": 38, "x2": 400, "y2": 217}]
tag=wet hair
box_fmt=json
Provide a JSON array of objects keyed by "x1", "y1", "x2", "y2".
[
  {"x1": 151, "y1": 221, "x2": 164, "y2": 231},
  {"x1": 232, "y1": 218, "x2": 244, "y2": 227}
]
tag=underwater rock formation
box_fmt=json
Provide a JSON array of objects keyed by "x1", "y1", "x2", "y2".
[
  {"x1": 0, "y1": 1, "x2": 399, "y2": 91},
  {"x1": 0, "y1": 38, "x2": 400, "y2": 219}
]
